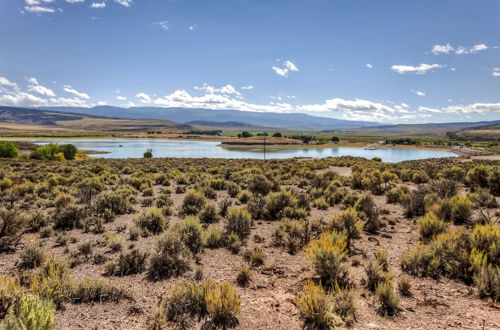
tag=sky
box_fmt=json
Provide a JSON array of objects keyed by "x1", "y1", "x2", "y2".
[{"x1": 1, "y1": 0, "x2": 500, "y2": 123}]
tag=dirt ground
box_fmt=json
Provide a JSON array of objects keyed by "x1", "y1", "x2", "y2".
[{"x1": 1, "y1": 166, "x2": 499, "y2": 330}]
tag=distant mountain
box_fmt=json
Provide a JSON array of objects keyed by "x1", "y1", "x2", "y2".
[
  {"x1": 38, "y1": 106, "x2": 379, "y2": 130},
  {"x1": 340, "y1": 120, "x2": 500, "y2": 136}
]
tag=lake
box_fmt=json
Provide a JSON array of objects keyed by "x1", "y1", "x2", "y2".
[{"x1": 31, "y1": 138, "x2": 458, "y2": 162}]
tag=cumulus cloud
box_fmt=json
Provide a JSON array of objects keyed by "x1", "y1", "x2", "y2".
[
  {"x1": 0, "y1": 92, "x2": 47, "y2": 107},
  {"x1": 66, "y1": 0, "x2": 85, "y2": 3},
  {"x1": 63, "y1": 86, "x2": 90, "y2": 99},
  {"x1": 391, "y1": 63, "x2": 443, "y2": 74},
  {"x1": 432, "y1": 43, "x2": 488, "y2": 55},
  {"x1": 90, "y1": 2, "x2": 106, "y2": 8},
  {"x1": 194, "y1": 84, "x2": 241, "y2": 97},
  {"x1": 116, "y1": 96, "x2": 127, "y2": 101},
  {"x1": 272, "y1": 60, "x2": 299, "y2": 77},
  {"x1": 492, "y1": 68, "x2": 500, "y2": 77},
  {"x1": 28, "y1": 85, "x2": 56, "y2": 97},
  {"x1": 0, "y1": 77, "x2": 19, "y2": 90},
  {"x1": 241, "y1": 85, "x2": 254, "y2": 90},
  {"x1": 366, "y1": 63, "x2": 373, "y2": 69},
  {"x1": 443, "y1": 102, "x2": 500, "y2": 114},
  {"x1": 136, "y1": 92, "x2": 152, "y2": 104},
  {"x1": 115, "y1": 0, "x2": 132, "y2": 7}
]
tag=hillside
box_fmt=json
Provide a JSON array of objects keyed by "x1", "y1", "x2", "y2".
[
  {"x1": 38, "y1": 106, "x2": 379, "y2": 130},
  {"x1": 447, "y1": 123, "x2": 500, "y2": 141},
  {"x1": 0, "y1": 106, "x2": 192, "y2": 136},
  {"x1": 341, "y1": 120, "x2": 500, "y2": 136}
]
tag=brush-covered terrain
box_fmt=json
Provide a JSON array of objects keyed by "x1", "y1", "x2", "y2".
[{"x1": 0, "y1": 156, "x2": 499, "y2": 329}]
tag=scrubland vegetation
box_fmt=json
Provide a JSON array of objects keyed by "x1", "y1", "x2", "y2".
[{"x1": 0, "y1": 154, "x2": 498, "y2": 329}]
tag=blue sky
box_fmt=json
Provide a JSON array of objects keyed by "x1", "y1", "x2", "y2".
[{"x1": 1, "y1": 0, "x2": 499, "y2": 123}]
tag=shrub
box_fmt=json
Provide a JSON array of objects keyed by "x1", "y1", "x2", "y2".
[
  {"x1": 135, "y1": 207, "x2": 167, "y2": 236},
  {"x1": 245, "y1": 246, "x2": 265, "y2": 267},
  {"x1": 0, "y1": 141, "x2": 19, "y2": 158},
  {"x1": 53, "y1": 205, "x2": 84, "y2": 230},
  {"x1": 19, "y1": 244, "x2": 45, "y2": 269},
  {"x1": 375, "y1": 280, "x2": 399, "y2": 316},
  {"x1": 295, "y1": 281, "x2": 343, "y2": 329},
  {"x1": 96, "y1": 190, "x2": 132, "y2": 215},
  {"x1": 264, "y1": 189, "x2": 299, "y2": 221},
  {"x1": 418, "y1": 212, "x2": 448, "y2": 241},
  {"x1": 204, "y1": 282, "x2": 241, "y2": 328},
  {"x1": 354, "y1": 192, "x2": 380, "y2": 233},
  {"x1": 236, "y1": 190, "x2": 251, "y2": 204},
  {"x1": 0, "y1": 276, "x2": 22, "y2": 318},
  {"x1": 248, "y1": 174, "x2": 273, "y2": 195},
  {"x1": 199, "y1": 204, "x2": 219, "y2": 223},
  {"x1": 181, "y1": 190, "x2": 206, "y2": 215},
  {"x1": 330, "y1": 208, "x2": 363, "y2": 251},
  {"x1": 0, "y1": 208, "x2": 26, "y2": 251},
  {"x1": 236, "y1": 266, "x2": 252, "y2": 287},
  {"x1": 2, "y1": 294, "x2": 55, "y2": 330},
  {"x1": 450, "y1": 195, "x2": 473, "y2": 224},
  {"x1": 143, "y1": 149, "x2": 153, "y2": 158},
  {"x1": 225, "y1": 233, "x2": 242, "y2": 254},
  {"x1": 77, "y1": 177, "x2": 104, "y2": 205},
  {"x1": 468, "y1": 188, "x2": 498, "y2": 208},
  {"x1": 224, "y1": 208, "x2": 253, "y2": 241},
  {"x1": 306, "y1": 232, "x2": 348, "y2": 286},
  {"x1": 203, "y1": 225, "x2": 223, "y2": 248},
  {"x1": 176, "y1": 216, "x2": 204, "y2": 255},
  {"x1": 59, "y1": 144, "x2": 78, "y2": 160},
  {"x1": 412, "y1": 170, "x2": 429, "y2": 184},
  {"x1": 332, "y1": 286, "x2": 356, "y2": 326},
  {"x1": 365, "y1": 259, "x2": 389, "y2": 291},
  {"x1": 71, "y1": 278, "x2": 129, "y2": 303},
  {"x1": 106, "y1": 249, "x2": 148, "y2": 276},
  {"x1": 474, "y1": 265, "x2": 499, "y2": 302},
  {"x1": 398, "y1": 275, "x2": 412, "y2": 297},
  {"x1": 147, "y1": 232, "x2": 191, "y2": 280},
  {"x1": 30, "y1": 259, "x2": 72, "y2": 308},
  {"x1": 226, "y1": 182, "x2": 240, "y2": 197}
]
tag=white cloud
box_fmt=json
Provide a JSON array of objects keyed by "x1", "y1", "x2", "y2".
[
  {"x1": 241, "y1": 85, "x2": 254, "y2": 90},
  {"x1": 115, "y1": 0, "x2": 132, "y2": 7},
  {"x1": 66, "y1": 0, "x2": 85, "y2": 3},
  {"x1": 153, "y1": 21, "x2": 168, "y2": 31},
  {"x1": 90, "y1": 2, "x2": 106, "y2": 8},
  {"x1": 26, "y1": 77, "x2": 39, "y2": 85},
  {"x1": 63, "y1": 86, "x2": 90, "y2": 99},
  {"x1": 116, "y1": 96, "x2": 127, "y2": 101},
  {"x1": 24, "y1": 5, "x2": 55, "y2": 13},
  {"x1": 432, "y1": 43, "x2": 488, "y2": 55},
  {"x1": 418, "y1": 106, "x2": 441, "y2": 113},
  {"x1": 136, "y1": 92, "x2": 152, "y2": 104},
  {"x1": 412, "y1": 90, "x2": 426, "y2": 96},
  {"x1": 0, "y1": 77, "x2": 19, "y2": 90},
  {"x1": 444, "y1": 102, "x2": 500, "y2": 114},
  {"x1": 0, "y1": 92, "x2": 47, "y2": 107},
  {"x1": 188, "y1": 24, "x2": 197, "y2": 31},
  {"x1": 28, "y1": 85, "x2": 56, "y2": 97},
  {"x1": 391, "y1": 63, "x2": 443, "y2": 74},
  {"x1": 432, "y1": 44, "x2": 454, "y2": 55},
  {"x1": 492, "y1": 68, "x2": 500, "y2": 77},
  {"x1": 272, "y1": 60, "x2": 299, "y2": 77},
  {"x1": 366, "y1": 63, "x2": 373, "y2": 69},
  {"x1": 194, "y1": 84, "x2": 242, "y2": 97},
  {"x1": 25, "y1": 0, "x2": 54, "y2": 5}
]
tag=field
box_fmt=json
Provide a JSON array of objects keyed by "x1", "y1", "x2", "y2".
[{"x1": 0, "y1": 155, "x2": 499, "y2": 329}]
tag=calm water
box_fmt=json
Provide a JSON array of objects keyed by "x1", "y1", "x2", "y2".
[{"x1": 31, "y1": 138, "x2": 458, "y2": 162}]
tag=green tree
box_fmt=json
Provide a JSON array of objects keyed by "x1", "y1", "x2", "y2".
[
  {"x1": 331, "y1": 136, "x2": 340, "y2": 142},
  {"x1": 272, "y1": 132, "x2": 282, "y2": 137},
  {"x1": 0, "y1": 141, "x2": 19, "y2": 158},
  {"x1": 59, "y1": 144, "x2": 78, "y2": 160},
  {"x1": 241, "y1": 131, "x2": 252, "y2": 138},
  {"x1": 144, "y1": 149, "x2": 153, "y2": 158}
]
